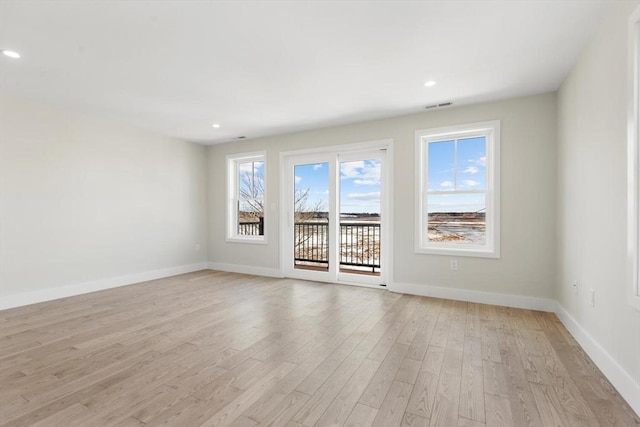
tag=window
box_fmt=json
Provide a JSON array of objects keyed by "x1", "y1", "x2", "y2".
[
  {"x1": 415, "y1": 120, "x2": 500, "y2": 258},
  {"x1": 226, "y1": 152, "x2": 266, "y2": 243},
  {"x1": 628, "y1": 5, "x2": 640, "y2": 309}
]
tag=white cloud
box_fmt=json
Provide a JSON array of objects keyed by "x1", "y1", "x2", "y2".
[
  {"x1": 312, "y1": 163, "x2": 324, "y2": 170},
  {"x1": 440, "y1": 181, "x2": 454, "y2": 188},
  {"x1": 462, "y1": 156, "x2": 486, "y2": 177},
  {"x1": 468, "y1": 156, "x2": 486, "y2": 167},
  {"x1": 340, "y1": 160, "x2": 381, "y2": 186},
  {"x1": 340, "y1": 160, "x2": 365, "y2": 178},
  {"x1": 461, "y1": 179, "x2": 480, "y2": 187},
  {"x1": 463, "y1": 166, "x2": 479, "y2": 174},
  {"x1": 354, "y1": 178, "x2": 379, "y2": 185},
  {"x1": 295, "y1": 175, "x2": 302, "y2": 184}
]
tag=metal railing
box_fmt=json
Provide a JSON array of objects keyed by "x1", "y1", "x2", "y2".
[
  {"x1": 294, "y1": 222, "x2": 380, "y2": 272},
  {"x1": 238, "y1": 217, "x2": 264, "y2": 236},
  {"x1": 339, "y1": 223, "x2": 380, "y2": 271},
  {"x1": 294, "y1": 222, "x2": 330, "y2": 266}
]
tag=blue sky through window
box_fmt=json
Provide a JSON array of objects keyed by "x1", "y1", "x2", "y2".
[
  {"x1": 340, "y1": 160, "x2": 381, "y2": 214},
  {"x1": 427, "y1": 136, "x2": 486, "y2": 213},
  {"x1": 294, "y1": 159, "x2": 381, "y2": 214}
]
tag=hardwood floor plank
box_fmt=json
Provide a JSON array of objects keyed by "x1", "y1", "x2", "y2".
[
  {"x1": 505, "y1": 388, "x2": 542, "y2": 427},
  {"x1": 1, "y1": 271, "x2": 637, "y2": 427},
  {"x1": 240, "y1": 345, "x2": 334, "y2": 422},
  {"x1": 372, "y1": 380, "x2": 413, "y2": 427},
  {"x1": 257, "y1": 390, "x2": 309, "y2": 427},
  {"x1": 482, "y1": 361, "x2": 509, "y2": 398},
  {"x1": 366, "y1": 298, "x2": 415, "y2": 362},
  {"x1": 484, "y1": 393, "x2": 514, "y2": 427},
  {"x1": 458, "y1": 416, "x2": 486, "y2": 427},
  {"x1": 459, "y1": 363, "x2": 485, "y2": 423},
  {"x1": 480, "y1": 321, "x2": 502, "y2": 363},
  {"x1": 359, "y1": 343, "x2": 409, "y2": 409},
  {"x1": 199, "y1": 361, "x2": 297, "y2": 427},
  {"x1": 228, "y1": 416, "x2": 258, "y2": 427},
  {"x1": 406, "y1": 345, "x2": 445, "y2": 419},
  {"x1": 291, "y1": 345, "x2": 371, "y2": 426},
  {"x1": 394, "y1": 357, "x2": 421, "y2": 385},
  {"x1": 402, "y1": 412, "x2": 429, "y2": 426},
  {"x1": 427, "y1": 347, "x2": 463, "y2": 427},
  {"x1": 315, "y1": 358, "x2": 380, "y2": 427},
  {"x1": 344, "y1": 403, "x2": 378, "y2": 427},
  {"x1": 30, "y1": 403, "x2": 90, "y2": 427},
  {"x1": 295, "y1": 332, "x2": 365, "y2": 396},
  {"x1": 406, "y1": 312, "x2": 438, "y2": 361},
  {"x1": 529, "y1": 381, "x2": 574, "y2": 426}
]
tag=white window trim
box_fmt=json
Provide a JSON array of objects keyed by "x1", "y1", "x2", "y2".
[
  {"x1": 415, "y1": 120, "x2": 501, "y2": 258},
  {"x1": 628, "y1": 5, "x2": 640, "y2": 310},
  {"x1": 226, "y1": 151, "x2": 267, "y2": 244}
]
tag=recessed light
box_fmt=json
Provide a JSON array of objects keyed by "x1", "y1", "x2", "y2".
[
  {"x1": 424, "y1": 80, "x2": 437, "y2": 87},
  {"x1": 1, "y1": 50, "x2": 21, "y2": 59},
  {"x1": 212, "y1": 123, "x2": 221, "y2": 128}
]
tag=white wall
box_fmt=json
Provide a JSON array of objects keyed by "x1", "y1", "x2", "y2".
[
  {"x1": 0, "y1": 95, "x2": 208, "y2": 307},
  {"x1": 208, "y1": 93, "x2": 558, "y2": 304},
  {"x1": 557, "y1": 0, "x2": 640, "y2": 412}
]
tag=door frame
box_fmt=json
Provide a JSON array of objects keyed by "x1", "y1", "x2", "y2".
[{"x1": 279, "y1": 139, "x2": 393, "y2": 289}]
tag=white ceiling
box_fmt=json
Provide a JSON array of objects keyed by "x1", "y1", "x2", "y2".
[{"x1": 0, "y1": 0, "x2": 611, "y2": 145}]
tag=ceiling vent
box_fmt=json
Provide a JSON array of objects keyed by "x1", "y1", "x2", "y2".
[
  {"x1": 425, "y1": 102, "x2": 453, "y2": 110},
  {"x1": 236, "y1": 136, "x2": 246, "y2": 140}
]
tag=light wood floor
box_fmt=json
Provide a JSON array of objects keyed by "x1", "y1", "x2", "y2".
[{"x1": 1, "y1": 270, "x2": 638, "y2": 427}]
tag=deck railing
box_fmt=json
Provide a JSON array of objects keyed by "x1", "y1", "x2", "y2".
[
  {"x1": 237, "y1": 220, "x2": 381, "y2": 272},
  {"x1": 238, "y1": 217, "x2": 264, "y2": 236},
  {"x1": 294, "y1": 222, "x2": 330, "y2": 266},
  {"x1": 294, "y1": 222, "x2": 380, "y2": 272},
  {"x1": 339, "y1": 222, "x2": 380, "y2": 271}
]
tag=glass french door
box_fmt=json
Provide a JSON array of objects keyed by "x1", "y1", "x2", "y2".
[
  {"x1": 283, "y1": 149, "x2": 386, "y2": 287},
  {"x1": 293, "y1": 161, "x2": 331, "y2": 273}
]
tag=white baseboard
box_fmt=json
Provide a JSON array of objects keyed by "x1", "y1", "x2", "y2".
[
  {"x1": 391, "y1": 281, "x2": 556, "y2": 312},
  {"x1": 0, "y1": 262, "x2": 209, "y2": 310},
  {"x1": 208, "y1": 262, "x2": 283, "y2": 278},
  {"x1": 554, "y1": 303, "x2": 640, "y2": 417}
]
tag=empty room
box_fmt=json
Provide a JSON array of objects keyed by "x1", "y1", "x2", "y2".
[{"x1": 1, "y1": 0, "x2": 639, "y2": 426}]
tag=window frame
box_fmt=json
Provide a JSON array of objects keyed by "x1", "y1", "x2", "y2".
[
  {"x1": 628, "y1": 5, "x2": 640, "y2": 310},
  {"x1": 415, "y1": 120, "x2": 500, "y2": 258},
  {"x1": 226, "y1": 151, "x2": 267, "y2": 244}
]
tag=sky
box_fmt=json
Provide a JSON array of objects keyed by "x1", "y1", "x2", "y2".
[
  {"x1": 294, "y1": 159, "x2": 381, "y2": 214},
  {"x1": 291, "y1": 136, "x2": 486, "y2": 215},
  {"x1": 427, "y1": 136, "x2": 487, "y2": 213}
]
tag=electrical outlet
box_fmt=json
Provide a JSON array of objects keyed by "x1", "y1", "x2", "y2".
[
  {"x1": 589, "y1": 290, "x2": 595, "y2": 307},
  {"x1": 450, "y1": 260, "x2": 458, "y2": 271},
  {"x1": 571, "y1": 280, "x2": 578, "y2": 295}
]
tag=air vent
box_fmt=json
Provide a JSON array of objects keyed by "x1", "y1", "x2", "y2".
[
  {"x1": 425, "y1": 102, "x2": 453, "y2": 110},
  {"x1": 236, "y1": 136, "x2": 246, "y2": 140}
]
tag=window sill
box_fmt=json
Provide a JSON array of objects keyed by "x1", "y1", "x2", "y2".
[
  {"x1": 415, "y1": 246, "x2": 500, "y2": 259},
  {"x1": 226, "y1": 237, "x2": 267, "y2": 245}
]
